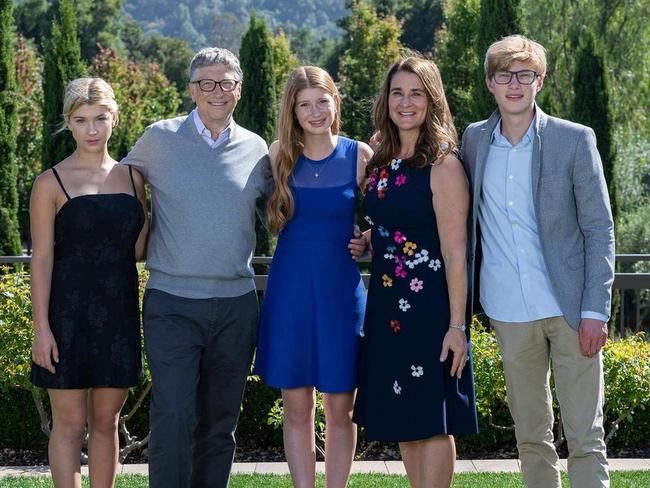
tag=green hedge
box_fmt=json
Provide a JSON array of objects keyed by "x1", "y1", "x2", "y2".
[{"x1": 1, "y1": 269, "x2": 649, "y2": 453}]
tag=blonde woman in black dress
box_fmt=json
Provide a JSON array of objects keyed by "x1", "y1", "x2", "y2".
[{"x1": 30, "y1": 78, "x2": 148, "y2": 488}]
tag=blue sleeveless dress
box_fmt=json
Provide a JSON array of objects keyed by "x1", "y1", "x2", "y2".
[
  {"x1": 353, "y1": 158, "x2": 478, "y2": 441},
  {"x1": 255, "y1": 136, "x2": 366, "y2": 393}
]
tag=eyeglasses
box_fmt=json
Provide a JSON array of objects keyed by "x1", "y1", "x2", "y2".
[
  {"x1": 492, "y1": 70, "x2": 538, "y2": 85},
  {"x1": 191, "y1": 79, "x2": 240, "y2": 92}
]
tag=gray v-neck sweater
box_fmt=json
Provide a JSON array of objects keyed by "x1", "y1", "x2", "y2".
[{"x1": 123, "y1": 115, "x2": 271, "y2": 298}]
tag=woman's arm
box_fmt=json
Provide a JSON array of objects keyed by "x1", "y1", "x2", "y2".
[
  {"x1": 29, "y1": 173, "x2": 59, "y2": 374},
  {"x1": 132, "y1": 168, "x2": 150, "y2": 261},
  {"x1": 268, "y1": 140, "x2": 280, "y2": 179},
  {"x1": 348, "y1": 141, "x2": 374, "y2": 259},
  {"x1": 356, "y1": 141, "x2": 373, "y2": 188},
  {"x1": 430, "y1": 154, "x2": 470, "y2": 379}
]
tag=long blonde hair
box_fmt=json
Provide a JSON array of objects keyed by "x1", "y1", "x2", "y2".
[
  {"x1": 368, "y1": 56, "x2": 457, "y2": 172},
  {"x1": 267, "y1": 66, "x2": 341, "y2": 234}
]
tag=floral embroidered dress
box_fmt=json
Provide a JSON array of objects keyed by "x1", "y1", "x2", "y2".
[
  {"x1": 353, "y1": 158, "x2": 478, "y2": 441},
  {"x1": 255, "y1": 136, "x2": 366, "y2": 392}
]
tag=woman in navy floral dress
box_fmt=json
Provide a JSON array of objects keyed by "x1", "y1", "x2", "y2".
[{"x1": 352, "y1": 57, "x2": 478, "y2": 487}]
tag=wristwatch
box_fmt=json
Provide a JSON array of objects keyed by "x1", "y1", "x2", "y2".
[{"x1": 448, "y1": 323, "x2": 466, "y2": 332}]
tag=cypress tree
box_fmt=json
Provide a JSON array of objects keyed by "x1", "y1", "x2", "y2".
[
  {"x1": 0, "y1": 0, "x2": 22, "y2": 255},
  {"x1": 438, "y1": 0, "x2": 480, "y2": 133},
  {"x1": 236, "y1": 13, "x2": 277, "y2": 260},
  {"x1": 338, "y1": 2, "x2": 402, "y2": 141},
  {"x1": 42, "y1": 0, "x2": 85, "y2": 169},
  {"x1": 475, "y1": 0, "x2": 525, "y2": 119},
  {"x1": 573, "y1": 33, "x2": 616, "y2": 221},
  {"x1": 236, "y1": 13, "x2": 276, "y2": 144}
]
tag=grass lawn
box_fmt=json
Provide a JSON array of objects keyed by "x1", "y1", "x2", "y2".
[{"x1": 2, "y1": 472, "x2": 650, "y2": 487}]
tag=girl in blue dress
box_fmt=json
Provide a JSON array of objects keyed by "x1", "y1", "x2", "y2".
[{"x1": 255, "y1": 66, "x2": 372, "y2": 488}]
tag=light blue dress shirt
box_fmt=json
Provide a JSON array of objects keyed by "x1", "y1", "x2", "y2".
[
  {"x1": 478, "y1": 117, "x2": 608, "y2": 324},
  {"x1": 192, "y1": 109, "x2": 232, "y2": 149},
  {"x1": 479, "y1": 117, "x2": 564, "y2": 323}
]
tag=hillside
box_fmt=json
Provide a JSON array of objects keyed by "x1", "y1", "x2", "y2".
[{"x1": 123, "y1": 0, "x2": 347, "y2": 50}]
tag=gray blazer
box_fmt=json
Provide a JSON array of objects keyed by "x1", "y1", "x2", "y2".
[{"x1": 460, "y1": 107, "x2": 615, "y2": 330}]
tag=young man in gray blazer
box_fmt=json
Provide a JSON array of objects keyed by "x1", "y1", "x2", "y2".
[
  {"x1": 122, "y1": 48, "x2": 272, "y2": 487},
  {"x1": 461, "y1": 35, "x2": 614, "y2": 488}
]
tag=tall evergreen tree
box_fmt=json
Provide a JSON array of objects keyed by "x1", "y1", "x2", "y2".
[
  {"x1": 0, "y1": 0, "x2": 22, "y2": 255},
  {"x1": 271, "y1": 31, "x2": 299, "y2": 102},
  {"x1": 236, "y1": 13, "x2": 276, "y2": 143},
  {"x1": 15, "y1": 35, "x2": 44, "y2": 247},
  {"x1": 573, "y1": 33, "x2": 616, "y2": 221},
  {"x1": 438, "y1": 0, "x2": 480, "y2": 133},
  {"x1": 41, "y1": 0, "x2": 86, "y2": 169},
  {"x1": 475, "y1": 0, "x2": 525, "y2": 119},
  {"x1": 338, "y1": 2, "x2": 402, "y2": 140},
  {"x1": 236, "y1": 13, "x2": 277, "y2": 260},
  {"x1": 398, "y1": 0, "x2": 444, "y2": 54}
]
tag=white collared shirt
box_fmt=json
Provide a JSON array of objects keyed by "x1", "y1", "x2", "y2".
[{"x1": 192, "y1": 109, "x2": 233, "y2": 149}]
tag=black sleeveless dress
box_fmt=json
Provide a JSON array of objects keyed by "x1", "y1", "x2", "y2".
[{"x1": 30, "y1": 166, "x2": 145, "y2": 389}]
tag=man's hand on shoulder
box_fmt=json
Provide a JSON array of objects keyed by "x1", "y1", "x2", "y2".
[{"x1": 578, "y1": 318, "x2": 608, "y2": 357}]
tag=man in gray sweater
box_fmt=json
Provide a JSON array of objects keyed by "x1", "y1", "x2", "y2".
[{"x1": 122, "y1": 47, "x2": 271, "y2": 488}]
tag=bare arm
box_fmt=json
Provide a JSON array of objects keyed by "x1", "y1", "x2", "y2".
[
  {"x1": 29, "y1": 173, "x2": 59, "y2": 374},
  {"x1": 356, "y1": 141, "x2": 373, "y2": 187},
  {"x1": 349, "y1": 141, "x2": 374, "y2": 258},
  {"x1": 268, "y1": 140, "x2": 280, "y2": 180},
  {"x1": 431, "y1": 154, "x2": 470, "y2": 378},
  {"x1": 132, "y1": 168, "x2": 149, "y2": 261}
]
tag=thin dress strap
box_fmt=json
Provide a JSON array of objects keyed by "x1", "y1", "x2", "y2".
[
  {"x1": 50, "y1": 168, "x2": 71, "y2": 200},
  {"x1": 127, "y1": 165, "x2": 137, "y2": 197}
]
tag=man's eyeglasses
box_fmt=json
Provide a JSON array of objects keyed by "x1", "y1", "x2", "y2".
[
  {"x1": 191, "y1": 79, "x2": 240, "y2": 92},
  {"x1": 492, "y1": 70, "x2": 538, "y2": 85}
]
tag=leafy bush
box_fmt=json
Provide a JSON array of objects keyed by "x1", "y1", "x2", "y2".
[{"x1": 2, "y1": 270, "x2": 649, "y2": 456}]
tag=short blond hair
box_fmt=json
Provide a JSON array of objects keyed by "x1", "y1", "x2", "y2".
[
  {"x1": 62, "y1": 77, "x2": 119, "y2": 125},
  {"x1": 484, "y1": 35, "x2": 547, "y2": 77}
]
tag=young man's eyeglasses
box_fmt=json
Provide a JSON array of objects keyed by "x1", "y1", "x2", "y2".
[
  {"x1": 191, "y1": 79, "x2": 240, "y2": 92},
  {"x1": 492, "y1": 70, "x2": 538, "y2": 85}
]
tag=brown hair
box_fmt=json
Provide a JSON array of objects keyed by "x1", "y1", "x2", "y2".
[
  {"x1": 367, "y1": 56, "x2": 457, "y2": 173},
  {"x1": 484, "y1": 35, "x2": 547, "y2": 77},
  {"x1": 267, "y1": 66, "x2": 341, "y2": 234}
]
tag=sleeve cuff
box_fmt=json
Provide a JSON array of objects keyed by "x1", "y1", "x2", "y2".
[{"x1": 581, "y1": 311, "x2": 609, "y2": 322}]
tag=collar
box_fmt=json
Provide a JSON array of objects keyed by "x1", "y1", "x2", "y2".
[
  {"x1": 192, "y1": 108, "x2": 234, "y2": 141},
  {"x1": 491, "y1": 110, "x2": 538, "y2": 147}
]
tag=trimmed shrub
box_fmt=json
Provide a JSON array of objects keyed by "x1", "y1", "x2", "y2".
[{"x1": 1, "y1": 270, "x2": 649, "y2": 455}]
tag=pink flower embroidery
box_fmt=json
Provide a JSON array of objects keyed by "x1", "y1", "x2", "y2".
[
  {"x1": 393, "y1": 231, "x2": 407, "y2": 244},
  {"x1": 409, "y1": 278, "x2": 424, "y2": 292},
  {"x1": 395, "y1": 174, "x2": 407, "y2": 187}
]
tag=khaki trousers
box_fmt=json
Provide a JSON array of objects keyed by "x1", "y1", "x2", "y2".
[{"x1": 491, "y1": 316, "x2": 609, "y2": 488}]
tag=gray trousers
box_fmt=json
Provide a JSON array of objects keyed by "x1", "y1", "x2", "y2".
[{"x1": 143, "y1": 288, "x2": 259, "y2": 488}]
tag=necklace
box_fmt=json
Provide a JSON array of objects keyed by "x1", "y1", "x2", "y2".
[{"x1": 304, "y1": 152, "x2": 334, "y2": 178}]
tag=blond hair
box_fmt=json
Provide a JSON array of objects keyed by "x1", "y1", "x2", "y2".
[
  {"x1": 267, "y1": 66, "x2": 341, "y2": 234},
  {"x1": 368, "y1": 56, "x2": 457, "y2": 173},
  {"x1": 484, "y1": 35, "x2": 547, "y2": 76},
  {"x1": 61, "y1": 77, "x2": 119, "y2": 131}
]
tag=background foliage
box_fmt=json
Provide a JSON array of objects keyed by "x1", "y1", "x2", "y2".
[
  {"x1": 2, "y1": 0, "x2": 648, "y2": 453},
  {"x1": 1, "y1": 271, "x2": 649, "y2": 454}
]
